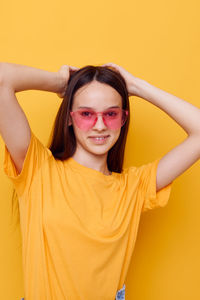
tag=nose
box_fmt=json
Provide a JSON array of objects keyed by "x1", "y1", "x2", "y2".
[{"x1": 92, "y1": 113, "x2": 107, "y2": 130}]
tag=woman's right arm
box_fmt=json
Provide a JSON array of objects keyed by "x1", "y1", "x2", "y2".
[{"x1": 0, "y1": 62, "x2": 67, "y2": 175}]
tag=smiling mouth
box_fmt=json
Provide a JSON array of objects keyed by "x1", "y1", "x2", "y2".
[
  {"x1": 88, "y1": 135, "x2": 110, "y2": 138},
  {"x1": 89, "y1": 136, "x2": 110, "y2": 143}
]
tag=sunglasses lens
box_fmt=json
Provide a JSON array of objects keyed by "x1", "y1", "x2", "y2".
[
  {"x1": 72, "y1": 110, "x2": 95, "y2": 130},
  {"x1": 103, "y1": 109, "x2": 128, "y2": 129},
  {"x1": 71, "y1": 109, "x2": 128, "y2": 131}
]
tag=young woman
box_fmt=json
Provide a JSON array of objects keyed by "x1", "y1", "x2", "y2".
[{"x1": 0, "y1": 62, "x2": 200, "y2": 300}]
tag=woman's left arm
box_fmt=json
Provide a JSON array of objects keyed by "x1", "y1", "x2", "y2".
[{"x1": 102, "y1": 63, "x2": 200, "y2": 191}]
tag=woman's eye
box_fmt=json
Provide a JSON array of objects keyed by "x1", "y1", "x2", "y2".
[
  {"x1": 106, "y1": 111, "x2": 117, "y2": 117},
  {"x1": 81, "y1": 111, "x2": 92, "y2": 117}
]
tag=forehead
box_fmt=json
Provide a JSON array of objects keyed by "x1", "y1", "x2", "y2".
[{"x1": 72, "y1": 81, "x2": 122, "y2": 109}]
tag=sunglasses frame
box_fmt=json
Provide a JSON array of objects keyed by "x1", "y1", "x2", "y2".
[{"x1": 70, "y1": 108, "x2": 129, "y2": 130}]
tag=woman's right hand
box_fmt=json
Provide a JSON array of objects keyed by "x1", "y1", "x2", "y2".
[{"x1": 57, "y1": 65, "x2": 79, "y2": 98}]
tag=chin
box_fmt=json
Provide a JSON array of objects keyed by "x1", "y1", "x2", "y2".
[
  {"x1": 87, "y1": 145, "x2": 111, "y2": 156},
  {"x1": 85, "y1": 140, "x2": 113, "y2": 154}
]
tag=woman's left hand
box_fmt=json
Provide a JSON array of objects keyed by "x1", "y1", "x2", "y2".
[{"x1": 101, "y1": 62, "x2": 142, "y2": 97}]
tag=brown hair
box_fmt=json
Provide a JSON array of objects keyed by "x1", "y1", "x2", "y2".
[{"x1": 48, "y1": 65, "x2": 130, "y2": 173}]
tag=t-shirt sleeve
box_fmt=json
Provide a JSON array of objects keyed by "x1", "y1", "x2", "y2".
[
  {"x1": 136, "y1": 157, "x2": 173, "y2": 212},
  {"x1": 3, "y1": 130, "x2": 52, "y2": 197}
]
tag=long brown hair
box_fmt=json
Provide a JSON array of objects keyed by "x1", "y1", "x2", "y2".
[{"x1": 48, "y1": 65, "x2": 130, "y2": 173}]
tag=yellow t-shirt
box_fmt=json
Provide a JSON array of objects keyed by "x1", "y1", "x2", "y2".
[{"x1": 3, "y1": 130, "x2": 173, "y2": 300}]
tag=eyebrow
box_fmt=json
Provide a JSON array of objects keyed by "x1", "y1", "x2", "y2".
[{"x1": 77, "y1": 105, "x2": 120, "y2": 109}]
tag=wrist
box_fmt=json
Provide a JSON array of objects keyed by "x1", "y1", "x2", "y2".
[
  {"x1": 130, "y1": 77, "x2": 151, "y2": 98},
  {"x1": 56, "y1": 71, "x2": 68, "y2": 98}
]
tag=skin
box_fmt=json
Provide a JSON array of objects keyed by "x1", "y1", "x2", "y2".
[{"x1": 68, "y1": 80, "x2": 123, "y2": 176}]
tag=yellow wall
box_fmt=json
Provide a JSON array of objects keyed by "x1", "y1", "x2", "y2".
[{"x1": 0, "y1": 0, "x2": 200, "y2": 299}]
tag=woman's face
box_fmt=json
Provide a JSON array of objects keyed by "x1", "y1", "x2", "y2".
[{"x1": 69, "y1": 80, "x2": 123, "y2": 157}]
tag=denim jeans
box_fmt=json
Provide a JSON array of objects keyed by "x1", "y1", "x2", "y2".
[
  {"x1": 115, "y1": 283, "x2": 126, "y2": 300},
  {"x1": 20, "y1": 284, "x2": 125, "y2": 300}
]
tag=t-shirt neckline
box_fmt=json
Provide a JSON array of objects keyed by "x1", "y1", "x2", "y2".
[{"x1": 66, "y1": 157, "x2": 117, "y2": 180}]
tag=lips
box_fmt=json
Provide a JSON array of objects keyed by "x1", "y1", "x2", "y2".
[
  {"x1": 89, "y1": 135, "x2": 110, "y2": 144},
  {"x1": 89, "y1": 135, "x2": 110, "y2": 138}
]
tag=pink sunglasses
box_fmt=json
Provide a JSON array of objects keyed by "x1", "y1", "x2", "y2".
[{"x1": 70, "y1": 107, "x2": 129, "y2": 131}]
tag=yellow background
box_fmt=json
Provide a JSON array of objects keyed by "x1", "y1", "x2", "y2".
[{"x1": 0, "y1": 0, "x2": 200, "y2": 299}]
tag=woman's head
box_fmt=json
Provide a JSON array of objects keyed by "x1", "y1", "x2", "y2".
[{"x1": 48, "y1": 65, "x2": 130, "y2": 173}]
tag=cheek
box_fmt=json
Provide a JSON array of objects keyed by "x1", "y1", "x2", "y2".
[
  {"x1": 113, "y1": 130, "x2": 121, "y2": 140},
  {"x1": 107, "y1": 130, "x2": 121, "y2": 146},
  {"x1": 72, "y1": 125, "x2": 88, "y2": 142}
]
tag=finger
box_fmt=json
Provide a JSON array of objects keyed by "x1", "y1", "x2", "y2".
[
  {"x1": 102, "y1": 63, "x2": 119, "y2": 71},
  {"x1": 60, "y1": 65, "x2": 79, "y2": 71},
  {"x1": 101, "y1": 63, "x2": 112, "y2": 67},
  {"x1": 61, "y1": 65, "x2": 70, "y2": 69},
  {"x1": 102, "y1": 62, "x2": 116, "y2": 66},
  {"x1": 69, "y1": 66, "x2": 79, "y2": 70}
]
